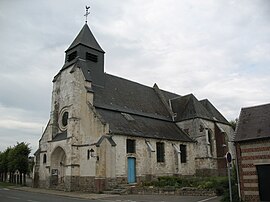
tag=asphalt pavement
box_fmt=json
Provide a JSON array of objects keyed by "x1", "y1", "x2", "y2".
[
  {"x1": 101, "y1": 194, "x2": 221, "y2": 202},
  {"x1": 0, "y1": 187, "x2": 222, "y2": 202},
  {"x1": 0, "y1": 188, "x2": 95, "y2": 202}
]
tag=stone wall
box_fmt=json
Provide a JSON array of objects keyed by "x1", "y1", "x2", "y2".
[
  {"x1": 128, "y1": 186, "x2": 216, "y2": 196},
  {"x1": 113, "y1": 135, "x2": 196, "y2": 180},
  {"x1": 176, "y1": 118, "x2": 234, "y2": 176},
  {"x1": 176, "y1": 119, "x2": 216, "y2": 159},
  {"x1": 37, "y1": 64, "x2": 108, "y2": 191}
]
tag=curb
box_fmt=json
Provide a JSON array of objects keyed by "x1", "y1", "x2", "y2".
[{"x1": 10, "y1": 186, "x2": 117, "y2": 200}]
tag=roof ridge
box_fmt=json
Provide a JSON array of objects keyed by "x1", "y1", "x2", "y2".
[
  {"x1": 242, "y1": 103, "x2": 270, "y2": 110},
  {"x1": 152, "y1": 83, "x2": 175, "y2": 119}
]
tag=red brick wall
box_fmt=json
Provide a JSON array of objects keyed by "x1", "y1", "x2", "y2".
[{"x1": 236, "y1": 139, "x2": 270, "y2": 202}]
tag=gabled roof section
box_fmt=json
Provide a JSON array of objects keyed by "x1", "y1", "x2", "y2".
[
  {"x1": 235, "y1": 103, "x2": 270, "y2": 142},
  {"x1": 66, "y1": 24, "x2": 104, "y2": 53},
  {"x1": 92, "y1": 74, "x2": 173, "y2": 120},
  {"x1": 200, "y1": 99, "x2": 229, "y2": 124},
  {"x1": 171, "y1": 94, "x2": 213, "y2": 122},
  {"x1": 160, "y1": 89, "x2": 180, "y2": 102}
]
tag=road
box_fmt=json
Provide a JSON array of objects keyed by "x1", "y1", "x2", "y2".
[
  {"x1": 0, "y1": 188, "x2": 94, "y2": 202},
  {"x1": 0, "y1": 188, "x2": 221, "y2": 202}
]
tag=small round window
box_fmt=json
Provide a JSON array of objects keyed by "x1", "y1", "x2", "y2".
[
  {"x1": 59, "y1": 109, "x2": 69, "y2": 131},
  {"x1": 62, "y1": 111, "x2": 68, "y2": 127}
]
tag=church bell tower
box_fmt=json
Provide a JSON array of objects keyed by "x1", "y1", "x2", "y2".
[{"x1": 63, "y1": 21, "x2": 105, "y2": 87}]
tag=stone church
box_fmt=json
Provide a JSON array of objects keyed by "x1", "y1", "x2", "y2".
[{"x1": 34, "y1": 22, "x2": 234, "y2": 192}]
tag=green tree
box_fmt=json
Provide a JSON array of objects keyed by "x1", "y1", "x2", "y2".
[
  {"x1": 0, "y1": 151, "x2": 3, "y2": 181},
  {"x1": 230, "y1": 118, "x2": 238, "y2": 131},
  {"x1": 0, "y1": 148, "x2": 11, "y2": 182},
  {"x1": 7, "y1": 142, "x2": 31, "y2": 185}
]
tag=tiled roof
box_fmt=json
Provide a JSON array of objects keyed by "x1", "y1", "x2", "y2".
[
  {"x1": 200, "y1": 99, "x2": 229, "y2": 124},
  {"x1": 235, "y1": 103, "x2": 270, "y2": 142},
  {"x1": 93, "y1": 74, "x2": 174, "y2": 120},
  {"x1": 171, "y1": 94, "x2": 212, "y2": 121},
  {"x1": 92, "y1": 74, "x2": 194, "y2": 141},
  {"x1": 170, "y1": 94, "x2": 229, "y2": 124},
  {"x1": 89, "y1": 72, "x2": 229, "y2": 141},
  {"x1": 96, "y1": 108, "x2": 193, "y2": 142}
]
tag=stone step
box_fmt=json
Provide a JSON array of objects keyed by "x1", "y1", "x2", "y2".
[
  {"x1": 103, "y1": 187, "x2": 129, "y2": 195},
  {"x1": 117, "y1": 183, "x2": 136, "y2": 188}
]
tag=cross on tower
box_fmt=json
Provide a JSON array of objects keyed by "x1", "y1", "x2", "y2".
[{"x1": 84, "y1": 6, "x2": 90, "y2": 24}]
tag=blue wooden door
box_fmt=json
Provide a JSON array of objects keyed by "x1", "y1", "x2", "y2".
[{"x1": 127, "y1": 157, "x2": 136, "y2": 183}]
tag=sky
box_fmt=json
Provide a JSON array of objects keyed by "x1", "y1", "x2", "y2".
[{"x1": 0, "y1": 0, "x2": 269, "y2": 154}]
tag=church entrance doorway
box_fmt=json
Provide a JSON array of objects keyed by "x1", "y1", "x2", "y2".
[
  {"x1": 51, "y1": 147, "x2": 66, "y2": 186},
  {"x1": 127, "y1": 157, "x2": 136, "y2": 183}
]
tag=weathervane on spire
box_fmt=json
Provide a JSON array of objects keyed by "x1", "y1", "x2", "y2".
[{"x1": 84, "y1": 6, "x2": 90, "y2": 24}]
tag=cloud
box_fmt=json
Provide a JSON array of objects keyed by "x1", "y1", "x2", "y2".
[
  {"x1": 0, "y1": 104, "x2": 46, "y2": 153},
  {"x1": 0, "y1": 0, "x2": 270, "y2": 152}
]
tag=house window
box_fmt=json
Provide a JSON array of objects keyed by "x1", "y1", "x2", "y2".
[
  {"x1": 180, "y1": 144, "x2": 187, "y2": 163},
  {"x1": 156, "y1": 142, "x2": 165, "y2": 162},
  {"x1": 127, "y1": 139, "x2": 136, "y2": 153},
  {"x1": 67, "y1": 51, "x2": 77, "y2": 62},
  {"x1": 86, "y1": 52, "x2": 98, "y2": 63},
  {"x1": 43, "y1": 154, "x2": 47, "y2": 164}
]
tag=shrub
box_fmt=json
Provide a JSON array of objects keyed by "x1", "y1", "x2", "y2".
[{"x1": 141, "y1": 171, "x2": 241, "y2": 201}]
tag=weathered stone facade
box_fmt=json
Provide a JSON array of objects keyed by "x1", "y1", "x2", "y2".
[
  {"x1": 34, "y1": 23, "x2": 234, "y2": 192},
  {"x1": 177, "y1": 118, "x2": 234, "y2": 175}
]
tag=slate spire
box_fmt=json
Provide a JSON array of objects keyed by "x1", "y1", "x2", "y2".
[
  {"x1": 66, "y1": 24, "x2": 104, "y2": 53},
  {"x1": 63, "y1": 23, "x2": 105, "y2": 87}
]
